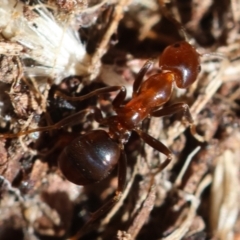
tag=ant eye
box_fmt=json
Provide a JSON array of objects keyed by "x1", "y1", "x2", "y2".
[{"x1": 173, "y1": 43, "x2": 181, "y2": 48}]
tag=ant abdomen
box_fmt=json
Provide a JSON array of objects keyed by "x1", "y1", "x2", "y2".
[
  {"x1": 58, "y1": 130, "x2": 120, "y2": 185},
  {"x1": 159, "y1": 41, "x2": 201, "y2": 88}
]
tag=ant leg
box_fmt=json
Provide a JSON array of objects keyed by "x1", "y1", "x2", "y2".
[
  {"x1": 0, "y1": 107, "x2": 104, "y2": 138},
  {"x1": 135, "y1": 129, "x2": 172, "y2": 172},
  {"x1": 159, "y1": 1, "x2": 187, "y2": 40},
  {"x1": 133, "y1": 59, "x2": 154, "y2": 97},
  {"x1": 71, "y1": 150, "x2": 127, "y2": 240},
  {"x1": 56, "y1": 85, "x2": 127, "y2": 110},
  {"x1": 89, "y1": 151, "x2": 127, "y2": 221},
  {"x1": 55, "y1": 85, "x2": 123, "y2": 102},
  {"x1": 112, "y1": 86, "x2": 127, "y2": 108},
  {"x1": 151, "y1": 103, "x2": 204, "y2": 142}
]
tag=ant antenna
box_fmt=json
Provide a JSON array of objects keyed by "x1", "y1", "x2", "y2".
[{"x1": 159, "y1": 0, "x2": 188, "y2": 41}]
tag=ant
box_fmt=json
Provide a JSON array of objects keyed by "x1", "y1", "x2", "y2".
[{"x1": 1, "y1": 41, "x2": 202, "y2": 237}]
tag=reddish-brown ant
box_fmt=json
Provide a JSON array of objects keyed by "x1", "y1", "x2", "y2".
[{"x1": 1, "y1": 41, "x2": 201, "y2": 235}]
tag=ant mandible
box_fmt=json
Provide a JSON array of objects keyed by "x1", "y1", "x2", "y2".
[{"x1": 1, "y1": 41, "x2": 201, "y2": 232}]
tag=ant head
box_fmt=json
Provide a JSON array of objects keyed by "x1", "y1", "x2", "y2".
[{"x1": 159, "y1": 41, "x2": 201, "y2": 88}]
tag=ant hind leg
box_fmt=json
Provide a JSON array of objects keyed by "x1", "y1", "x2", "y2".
[{"x1": 135, "y1": 129, "x2": 172, "y2": 173}]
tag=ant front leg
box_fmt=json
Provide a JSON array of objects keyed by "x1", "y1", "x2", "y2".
[
  {"x1": 132, "y1": 59, "x2": 154, "y2": 97},
  {"x1": 135, "y1": 129, "x2": 172, "y2": 173},
  {"x1": 151, "y1": 103, "x2": 204, "y2": 142},
  {"x1": 71, "y1": 151, "x2": 127, "y2": 240},
  {"x1": 112, "y1": 86, "x2": 127, "y2": 108}
]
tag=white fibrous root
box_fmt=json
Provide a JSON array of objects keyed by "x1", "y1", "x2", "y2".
[{"x1": 0, "y1": 0, "x2": 90, "y2": 82}]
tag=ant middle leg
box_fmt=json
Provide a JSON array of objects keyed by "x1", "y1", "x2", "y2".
[
  {"x1": 71, "y1": 150, "x2": 127, "y2": 240},
  {"x1": 0, "y1": 107, "x2": 104, "y2": 138},
  {"x1": 135, "y1": 129, "x2": 172, "y2": 173},
  {"x1": 1, "y1": 83, "x2": 127, "y2": 138},
  {"x1": 55, "y1": 84, "x2": 127, "y2": 110},
  {"x1": 150, "y1": 103, "x2": 204, "y2": 142},
  {"x1": 55, "y1": 85, "x2": 124, "y2": 102}
]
